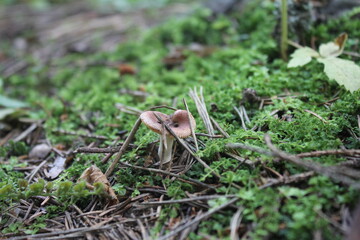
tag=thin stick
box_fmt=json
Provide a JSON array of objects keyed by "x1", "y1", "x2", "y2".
[
  {"x1": 158, "y1": 198, "x2": 238, "y2": 240},
  {"x1": 183, "y1": 98, "x2": 198, "y2": 151},
  {"x1": 225, "y1": 152, "x2": 254, "y2": 167},
  {"x1": 317, "y1": 97, "x2": 339, "y2": 106},
  {"x1": 105, "y1": 118, "x2": 142, "y2": 177},
  {"x1": 259, "y1": 171, "x2": 315, "y2": 189},
  {"x1": 287, "y1": 40, "x2": 303, "y2": 49},
  {"x1": 211, "y1": 117, "x2": 230, "y2": 138},
  {"x1": 115, "y1": 103, "x2": 142, "y2": 115},
  {"x1": 140, "y1": 195, "x2": 236, "y2": 206},
  {"x1": 343, "y1": 51, "x2": 360, "y2": 58},
  {"x1": 230, "y1": 207, "x2": 243, "y2": 240},
  {"x1": 195, "y1": 133, "x2": 224, "y2": 138},
  {"x1": 315, "y1": 209, "x2": 347, "y2": 234},
  {"x1": 26, "y1": 159, "x2": 48, "y2": 182},
  {"x1": 14, "y1": 123, "x2": 37, "y2": 142},
  {"x1": 226, "y1": 143, "x2": 275, "y2": 157},
  {"x1": 264, "y1": 134, "x2": 360, "y2": 188},
  {"x1": 234, "y1": 106, "x2": 247, "y2": 130},
  {"x1": 101, "y1": 153, "x2": 115, "y2": 163},
  {"x1": 72, "y1": 204, "x2": 93, "y2": 226},
  {"x1": 9, "y1": 225, "x2": 113, "y2": 240},
  {"x1": 74, "y1": 146, "x2": 135, "y2": 154},
  {"x1": 304, "y1": 109, "x2": 328, "y2": 123},
  {"x1": 149, "y1": 105, "x2": 178, "y2": 111},
  {"x1": 297, "y1": 149, "x2": 360, "y2": 158},
  {"x1": 52, "y1": 129, "x2": 108, "y2": 140},
  {"x1": 120, "y1": 162, "x2": 214, "y2": 189},
  {"x1": 240, "y1": 105, "x2": 250, "y2": 123}
]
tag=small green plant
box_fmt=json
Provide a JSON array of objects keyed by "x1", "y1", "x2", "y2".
[
  {"x1": 288, "y1": 33, "x2": 360, "y2": 92},
  {"x1": 0, "y1": 179, "x2": 108, "y2": 209}
]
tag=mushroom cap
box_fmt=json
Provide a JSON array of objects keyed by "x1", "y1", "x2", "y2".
[
  {"x1": 140, "y1": 111, "x2": 169, "y2": 135},
  {"x1": 170, "y1": 110, "x2": 196, "y2": 138},
  {"x1": 140, "y1": 110, "x2": 196, "y2": 138}
]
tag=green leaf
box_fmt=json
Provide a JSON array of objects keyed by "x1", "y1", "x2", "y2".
[
  {"x1": 287, "y1": 47, "x2": 319, "y2": 68},
  {"x1": 0, "y1": 95, "x2": 28, "y2": 108},
  {"x1": 319, "y1": 42, "x2": 341, "y2": 58},
  {"x1": 317, "y1": 57, "x2": 360, "y2": 93}
]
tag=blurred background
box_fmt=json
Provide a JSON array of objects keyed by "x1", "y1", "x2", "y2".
[
  {"x1": 1, "y1": 0, "x2": 360, "y2": 79},
  {"x1": 0, "y1": 0, "x2": 200, "y2": 79}
]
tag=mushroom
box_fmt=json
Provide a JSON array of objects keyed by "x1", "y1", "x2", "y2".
[{"x1": 140, "y1": 110, "x2": 196, "y2": 168}]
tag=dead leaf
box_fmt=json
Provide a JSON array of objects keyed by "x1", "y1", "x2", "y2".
[
  {"x1": 334, "y1": 33, "x2": 348, "y2": 52},
  {"x1": 79, "y1": 165, "x2": 119, "y2": 205},
  {"x1": 29, "y1": 144, "x2": 51, "y2": 159},
  {"x1": 118, "y1": 64, "x2": 137, "y2": 75},
  {"x1": 47, "y1": 156, "x2": 67, "y2": 179}
]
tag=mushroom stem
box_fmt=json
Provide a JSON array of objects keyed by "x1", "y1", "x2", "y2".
[{"x1": 159, "y1": 135, "x2": 174, "y2": 168}]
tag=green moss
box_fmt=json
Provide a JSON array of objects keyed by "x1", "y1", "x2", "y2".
[{"x1": 2, "y1": 1, "x2": 360, "y2": 239}]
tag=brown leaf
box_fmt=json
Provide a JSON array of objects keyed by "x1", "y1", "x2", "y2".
[
  {"x1": 79, "y1": 165, "x2": 119, "y2": 205},
  {"x1": 334, "y1": 33, "x2": 348, "y2": 51},
  {"x1": 118, "y1": 64, "x2": 137, "y2": 75}
]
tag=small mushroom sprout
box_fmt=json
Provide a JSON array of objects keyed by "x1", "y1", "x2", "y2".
[{"x1": 140, "y1": 110, "x2": 196, "y2": 168}]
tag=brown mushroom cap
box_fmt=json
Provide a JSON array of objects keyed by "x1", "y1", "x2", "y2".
[
  {"x1": 170, "y1": 110, "x2": 196, "y2": 138},
  {"x1": 140, "y1": 110, "x2": 196, "y2": 138},
  {"x1": 140, "y1": 111, "x2": 169, "y2": 134}
]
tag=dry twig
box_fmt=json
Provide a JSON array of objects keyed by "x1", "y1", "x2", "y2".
[
  {"x1": 297, "y1": 149, "x2": 360, "y2": 158},
  {"x1": 105, "y1": 118, "x2": 142, "y2": 177}
]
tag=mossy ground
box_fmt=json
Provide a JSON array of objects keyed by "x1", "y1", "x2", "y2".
[{"x1": 1, "y1": 1, "x2": 360, "y2": 239}]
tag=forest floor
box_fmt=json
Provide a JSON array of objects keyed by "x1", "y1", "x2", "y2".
[{"x1": 1, "y1": 0, "x2": 360, "y2": 239}]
